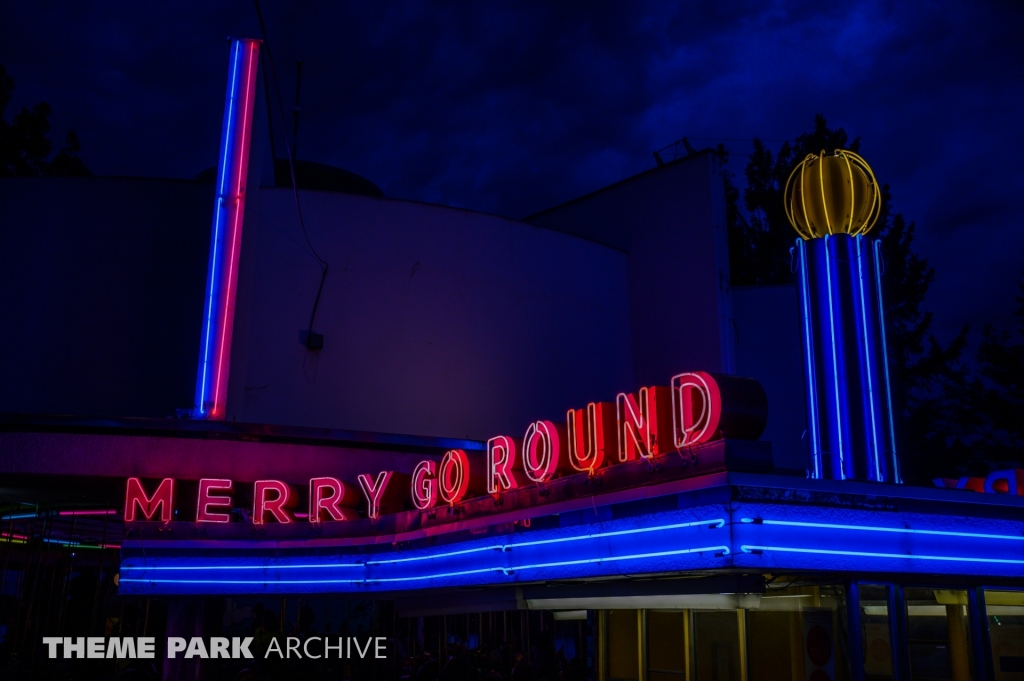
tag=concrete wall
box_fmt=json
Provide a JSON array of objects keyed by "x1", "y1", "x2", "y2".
[
  {"x1": 0, "y1": 176, "x2": 633, "y2": 441},
  {"x1": 228, "y1": 190, "x2": 633, "y2": 440},
  {"x1": 525, "y1": 152, "x2": 735, "y2": 387},
  {"x1": 0, "y1": 157, "x2": 766, "y2": 453},
  {"x1": 731, "y1": 285, "x2": 808, "y2": 473}
]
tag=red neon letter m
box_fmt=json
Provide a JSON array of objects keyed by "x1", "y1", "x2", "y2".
[{"x1": 124, "y1": 478, "x2": 175, "y2": 522}]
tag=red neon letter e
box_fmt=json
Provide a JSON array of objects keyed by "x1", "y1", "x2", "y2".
[
  {"x1": 124, "y1": 478, "x2": 175, "y2": 523},
  {"x1": 253, "y1": 480, "x2": 296, "y2": 524},
  {"x1": 196, "y1": 479, "x2": 234, "y2": 523}
]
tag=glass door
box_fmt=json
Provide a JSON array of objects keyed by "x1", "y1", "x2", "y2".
[
  {"x1": 647, "y1": 611, "x2": 689, "y2": 681},
  {"x1": 902, "y1": 588, "x2": 973, "y2": 681},
  {"x1": 983, "y1": 590, "x2": 1024, "y2": 681},
  {"x1": 859, "y1": 584, "x2": 895, "y2": 681}
]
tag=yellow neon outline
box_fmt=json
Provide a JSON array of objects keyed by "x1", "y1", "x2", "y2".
[
  {"x1": 783, "y1": 149, "x2": 881, "y2": 239},
  {"x1": 818, "y1": 149, "x2": 832, "y2": 235},
  {"x1": 841, "y1": 150, "x2": 854, "y2": 234},
  {"x1": 784, "y1": 157, "x2": 812, "y2": 240},
  {"x1": 848, "y1": 150, "x2": 881, "y2": 235},
  {"x1": 800, "y1": 156, "x2": 813, "y2": 238}
]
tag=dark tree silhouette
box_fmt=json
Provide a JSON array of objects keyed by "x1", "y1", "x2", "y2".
[
  {"x1": 960, "y1": 279, "x2": 1024, "y2": 471},
  {"x1": 0, "y1": 63, "x2": 89, "y2": 177},
  {"x1": 726, "y1": 115, "x2": 968, "y2": 483}
]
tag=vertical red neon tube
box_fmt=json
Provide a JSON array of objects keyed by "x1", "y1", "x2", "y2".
[{"x1": 194, "y1": 38, "x2": 260, "y2": 419}]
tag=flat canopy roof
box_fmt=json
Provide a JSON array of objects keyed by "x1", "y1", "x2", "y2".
[
  {"x1": 114, "y1": 469, "x2": 1024, "y2": 595},
  {"x1": 2, "y1": 418, "x2": 1021, "y2": 596}
]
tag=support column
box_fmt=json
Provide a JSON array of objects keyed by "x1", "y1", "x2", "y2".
[
  {"x1": 163, "y1": 598, "x2": 205, "y2": 681},
  {"x1": 967, "y1": 587, "x2": 993, "y2": 681},
  {"x1": 638, "y1": 609, "x2": 648, "y2": 681},
  {"x1": 846, "y1": 581, "x2": 865, "y2": 681}
]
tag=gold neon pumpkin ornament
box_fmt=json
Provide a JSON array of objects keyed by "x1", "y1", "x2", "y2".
[{"x1": 784, "y1": 149, "x2": 881, "y2": 240}]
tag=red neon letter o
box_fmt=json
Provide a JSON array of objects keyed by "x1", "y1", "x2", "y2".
[
  {"x1": 523, "y1": 421, "x2": 561, "y2": 483},
  {"x1": 439, "y1": 450, "x2": 470, "y2": 504}
]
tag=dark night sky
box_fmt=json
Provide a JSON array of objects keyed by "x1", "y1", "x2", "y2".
[{"x1": 2, "y1": 1, "x2": 1023, "y2": 345}]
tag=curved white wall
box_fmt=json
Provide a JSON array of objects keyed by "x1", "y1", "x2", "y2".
[{"x1": 227, "y1": 189, "x2": 634, "y2": 440}]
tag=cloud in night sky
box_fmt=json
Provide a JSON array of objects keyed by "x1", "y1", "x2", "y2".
[{"x1": 2, "y1": 0, "x2": 1023, "y2": 342}]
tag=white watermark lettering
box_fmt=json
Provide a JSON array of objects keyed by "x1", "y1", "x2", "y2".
[{"x1": 43, "y1": 636, "x2": 382, "y2": 660}]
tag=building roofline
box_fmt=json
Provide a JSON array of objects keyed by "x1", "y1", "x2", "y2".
[
  {"x1": 522, "y1": 149, "x2": 715, "y2": 222},
  {"x1": 0, "y1": 413, "x2": 484, "y2": 453}
]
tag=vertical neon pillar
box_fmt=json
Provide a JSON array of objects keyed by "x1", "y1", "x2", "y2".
[
  {"x1": 795, "y1": 235, "x2": 898, "y2": 482},
  {"x1": 785, "y1": 149, "x2": 901, "y2": 483},
  {"x1": 194, "y1": 39, "x2": 260, "y2": 419}
]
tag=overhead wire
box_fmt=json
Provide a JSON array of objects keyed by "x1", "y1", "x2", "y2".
[{"x1": 253, "y1": 0, "x2": 329, "y2": 345}]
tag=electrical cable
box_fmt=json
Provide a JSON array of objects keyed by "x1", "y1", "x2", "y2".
[{"x1": 253, "y1": 0, "x2": 329, "y2": 344}]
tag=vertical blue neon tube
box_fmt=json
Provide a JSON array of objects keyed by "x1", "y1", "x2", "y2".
[
  {"x1": 795, "y1": 239, "x2": 823, "y2": 478},
  {"x1": 194, "y1": 39, "x2": 260, "y2": 419}
]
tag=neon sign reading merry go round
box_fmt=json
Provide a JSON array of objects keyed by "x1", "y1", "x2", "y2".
[{"x1": 124, "y1": 371, "x2": 768, "y2": 525}]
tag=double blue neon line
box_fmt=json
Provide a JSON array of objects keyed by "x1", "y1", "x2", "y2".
[
  {"x1": 738, "y1": 517, "x2": 1024, "y2": 566},
  {"x1": 120, "y1": 520, "x2": 728, "y2": 587},
  {"x1": 740, "y1": 518, "x2": 1024, "y2": 542},
  {"x1": 121, "y1": 519, "x2": 726, "y2": 573},
  {"x1": 118, "y1": 545, "x2": 731, "y2": 586},
  {"x1": 740, "y1": 545, "x2": 1024, "y2": 566},
  {"x1": 365, "y1": 518, "x2": 725, "y2": 566}
]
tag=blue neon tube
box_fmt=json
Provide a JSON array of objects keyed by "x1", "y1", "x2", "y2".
[{"x1": 796, "y1": 239, "x2": 823, "y2": 478}]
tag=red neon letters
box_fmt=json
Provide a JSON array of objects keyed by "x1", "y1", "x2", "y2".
[
  {"x1": 125, "y1": 370, "x2": 765, "y2": 525},
  {"x1": 566, "y1": 402, "x2": 616, "y2": 472},
  {"x1": 934, "y1": 469, "x2": 1024, "y2": 496},
  {"x1": 197, "y1": 479, "x2": 234, "y2": 523},
  {"x1": 124, "y1": 478, "x2": 175, "y2": 523},
  {"x1": 309, "y1": 477, "x2": 360, "y2": 522},
  {"x1": 253, "y1": 480, "x2": 296, "y2": 524}
]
